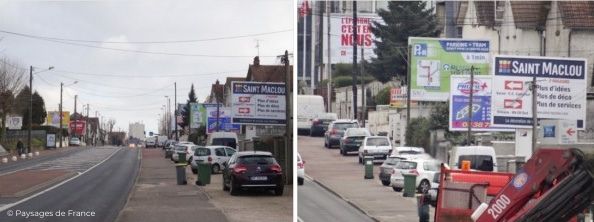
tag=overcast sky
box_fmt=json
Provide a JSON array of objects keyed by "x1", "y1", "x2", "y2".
[{"x1": 0, "y1": 0, "x2": 293, "y2": 134}]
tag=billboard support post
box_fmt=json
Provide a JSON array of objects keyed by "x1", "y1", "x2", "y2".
[
  {"x1": 406, "y1": 45, "x2": 411, "y2": 146},
  {"x1": 351, "y1": 0, "x2": 358, "y2": 121},
  {"x1": 531, "y1": 75, "x2": 537, "y2": 153},
  {"x1": 467, "y1": 66, "x2": 475, "y2": 145}
]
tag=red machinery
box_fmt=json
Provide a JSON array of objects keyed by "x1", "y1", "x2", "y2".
[{"x1": 434, "y1": 148, "x2": 594, "y2": 222}]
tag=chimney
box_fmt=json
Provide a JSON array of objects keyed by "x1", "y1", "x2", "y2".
[
  {"x1": 253, "y1": 56, "x2": 260, "y2": 66},
  {"x1": 215, "y1": 79, "x2": 220, "y2": 85}
]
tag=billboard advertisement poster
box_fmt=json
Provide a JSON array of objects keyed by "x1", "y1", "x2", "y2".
[
  {"x1": 231, "y1": 81, "x2": 286, "y2": 125},
  {"x1": 390, "y1": 86, "x2": 409, "y2": 108},
  {"x1": 204, "y1": 104, "x2": 240, "y2": 134},
  {"x1": 47, "y1": 134, "x2": 56, "y2": 148},
  {"x1": 7, "y1": 116, "x2": 22, "y2": 130},
  {"x1": 409, "y1": 37, "x2": 491, "y2": 101},
  {"x1": 189, "y1": 103, "x2": 206, "y2": 129},
  {"x1": 491, "y1": 56, "x2": 587, "y2": 129},
  {"x1": 449, "y1": 76, "x2": 513, "y2": 132},
  {"x1": 328, "y1": 13, "x2": 383, "y2": 64},
  {"x1": 69, "y1": 120, "x2": 86, "y2": 136},
  {"x1": 46, "y1": 111, "x2": 70, "y2": 128}
]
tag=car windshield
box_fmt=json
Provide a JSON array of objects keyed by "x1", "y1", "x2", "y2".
[
  {"x1": 195, "y1": 148, "x2": 210, "y2": 156},
  {"x1": 366, "y1": 138, "x2": 389, "y2": 146},
  {"x1": 334, "y1": 122, "x2": 358, "y2": 130},
  {"x1": 395, "y1": 161, "x2": 417, "y2": 170},
  {"x1": 346, "y1": 128, "x2": 370, "y2": 136},
  {"x1": 175, "y1": 146, "x2": 186, "y2": 151},
  {"x1": 383, "y1": 157, "x2": 401, "y2": 166},
  {"x1": 212, "y1": 138, "x2": 236, "y2": 148},
  {"x1": 318, "y1": 119, "x2": 334, "y2": 125},
  {"x1": 458, "y1": 155, "x2": 494, "y2": 171},
  {"x1": 238, "y1": 155, "x2": 276, "y2": 165}
]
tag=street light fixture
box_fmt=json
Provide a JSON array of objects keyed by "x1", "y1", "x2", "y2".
[
  {"x1": 28, "y1": 66, "x2": 54, "y2": 153},
  {"x1": 59, "y1": 80, "x2": 78, "y2": 148}
]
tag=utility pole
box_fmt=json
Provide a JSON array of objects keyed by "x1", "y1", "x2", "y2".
[
  {"x1": 59, "y1": 82, "x2": 64, "y2": 148},
  {"x1": 406, "y1": 45, "x2": 412, "y2": 146},
  {"x1": 326, "y1": 0, "x2": 332, "y2": 112},
  {"x1": 531, "y1": 76, "x2": 537, "y2": 153},
  {"x1": 302, "y1": 1, "x2": 308, "y2": 92},
  {"x1": 175, "y1": 82, "x2": 178, "y2": 141},
  {"x1": 28, "y1": 66, "x2": 33, "y2": 154},
  {"x1": 168, "y1": 96, "x2": 171, "y2": 138},
  {"x1": 85, "y1": 104, "x2": 90, "y2": 146},
  {"x1": 216, "y1": 80, "x2": 220, "y2": 132},
  {"x1": 361, "y1": 47, "x2": 365, "y2": 127},
  {"x1": 467, "y1": 66, "x2": 475, "y2": 145},
  {"x1": 352, "y1": 0, "x2": 358, "y2": 120},
  {"x1": 74, "y1": 95, "x2": 78, "y2": 139},
  {"x1": 283, "y1": 50, "x2": 291, "y2": 159}
]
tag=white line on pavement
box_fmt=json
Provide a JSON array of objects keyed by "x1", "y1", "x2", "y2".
[
  {"x1": 0, "y1": 148, "x2": 122, "y2": 213},
  {"x1": 297, "y1": 216, "x2": 304, "y2": 222}
]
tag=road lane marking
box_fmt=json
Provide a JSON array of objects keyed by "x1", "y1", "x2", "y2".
[
  {"x1": 0, "y1": 148, "x2": 122, "y2": 213},
  {"x1": 297, "y1": 216, "x2": 304, "y2": 222}
]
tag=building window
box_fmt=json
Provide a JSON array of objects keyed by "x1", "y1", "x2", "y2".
[{"x1": 456, "y1": 26, "x2": 463, "y2": 38}]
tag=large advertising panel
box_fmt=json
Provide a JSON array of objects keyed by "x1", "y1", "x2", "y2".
[
  {"x1": 231, "y1": 82, "x2": 286, "y2": 125},
  {"x1": 328, "y1": 13, "x2": 382, "y2": 63},
  {"x1": 189, "y1": 103, "x2": 206, "y2": 129},
  {"x1": 204, "y1": 104, "x2": 240, "y2": 134},
  {"x1": 46, "y1": 111, "x2": 70, "y2": 128},
  {"x1": 69, "y1": 120, "x2": 86, "y2": 136},
  {"x1": 491, "y1": 56, "x2": 587, "y2": 129},
  {"x1": 408, "y1": 38, "x2": 491, "y2": 101}
]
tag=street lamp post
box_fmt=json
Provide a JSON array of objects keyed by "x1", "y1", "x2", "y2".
[
  {"x1": 59, "y1": 81, "x2": 77, "y2": 148},
  {"x1": 28, "y1": 65, "x2": 53, "y2": 153}
]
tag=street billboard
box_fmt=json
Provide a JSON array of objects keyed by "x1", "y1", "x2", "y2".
[
  {"x1": 46, "y1": 111, "x2": 70, "y2": 128},
  {"x1": 69, "y1": 120, "x2": 86, "y2": 136},
  {"x1": 189, "y1": 103, "x2": 206, "y2": 129},
  {"x1": 6, "y1": 116, "x2": 22, "y2": 130},
  {"x1": 491, "y1": 55, "x2": 587, "y2": 129},
  {"x1": 204, "y1": 104, "x2": 240, "y2": 134},
  {"x1": 409, "y1": 37, "x2": 491, "y2": 101},
  {"x1": 327, "y1": 13, "x2": 382, "y2": 63},
  {"x1": 389, "y1": 86, "x2": 407, "y2": 108},
  {"x1": 231, "y1": 81, "x2": 286, "y2": 125},
  {"x1": 449, "y1": 76, "x2": 513, "y2": 132}
]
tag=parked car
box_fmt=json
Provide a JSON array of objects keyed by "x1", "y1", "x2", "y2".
[
  {"x1": 379, "y1": 155, "x2": 404, "y2": 186},
  {"x1": 191, "y1": 146, "x2": 236, "y2": 174},
  {"x1": 297, "y1": 152, "x2": 305, "y2": 185},
  {"x1": 222, "y1": 151, "x2": 284, "y2": 196},
  {"x1": 145, "y1": 137, "x2": 157, "y2": 148},
  {"x1": 449, "y1": 146, "x2": 497, "y2": 172},
  {"x1": 390, "y1": 147, "x2": 430, "y2": 160},
  {"x1": 358, "y1": 136, "x2": 392, "y2": 164},
  {"x1": 339, "y1": 128, "x2": 371, "y2": 155},
  {"x1": 172, "y1": 144, "x2": 198, "y2": 163},
  {"x1": 324, "y1": 119, "x2": 359, "y2": 148},
  {"x1": 309, "y1": 117, "x2": 335, "y2": 137},
  {"x1": 164, "y1": 141, "x2": 178, "y2": 159},
  {"x1": 207, "y1": 132, "x2": 238, "y2": 149},
  {"x1": 69, "y1": 137, "x2": 81, "y2": 146},
  {"x1": 390, "y1": 158, "x2": 441, "y2": 193},
  {"x1": 297, "y1": 95, "x2": 326, "y2": 135}
]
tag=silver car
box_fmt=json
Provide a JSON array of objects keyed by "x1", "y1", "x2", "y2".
[{"x1": 190, "y1": 146, "x2": 236, "y2": 174}]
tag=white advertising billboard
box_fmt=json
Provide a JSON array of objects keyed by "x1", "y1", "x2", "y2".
[
  {"x1": 231, "y1": 82, "x2": 286, "y2": 125},
  {"x1": 6, "y1": 116, "x2": 22, "y2": 130},
  {"x1": 327, "y1": 13, "x2": 382, "y2": 64},
  {"x1": 491, "y1": 55, "x2": 587, "y2": 129}
]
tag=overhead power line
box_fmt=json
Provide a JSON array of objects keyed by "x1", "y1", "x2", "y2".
[{"x1": 0, "y1": 29, "x2": 292, "y2": 44}]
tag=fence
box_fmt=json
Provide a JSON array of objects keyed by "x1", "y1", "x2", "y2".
[
  {"x1": 0, "y1": 130, "x2": 47, "y2": 152},
  {"x1": 238, "y1": 136, "x2": 293, "y2": 185}
]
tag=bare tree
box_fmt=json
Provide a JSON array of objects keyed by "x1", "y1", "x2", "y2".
[
  {"x1": 0, "y1": 56, "x2": 26, "y2": 139},
  {"x1": 107, "y1": 118, "x2": 116, "y2": 134}
]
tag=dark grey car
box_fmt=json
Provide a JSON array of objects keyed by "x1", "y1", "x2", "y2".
[
  {"x1": 324, "y1": 120, "x2": 359, "y2": 148},
  {"x1": 379, "y1": 156, "x2": 403, "y2": 186}
]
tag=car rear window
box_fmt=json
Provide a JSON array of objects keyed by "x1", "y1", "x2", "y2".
[
  {"x1": 334, "y1": 123, "x2": 358, "y2": 130},
  {"x1": 423, "y1": 161, "x2": 441, "y2": 171},
  {"x1": 212, "y1": 138, "x2": 236, "y2": 149},
  {"x1": 366, "y1": 138, "x2": 389, "y2": 146},
  {"x1": 346, "y1": 128, "x2": 370, "y2": 137},
  {"x1": 398, "y1": 150, "x2": 423, "y2": 155},
  {"x1": 395, "y1": 161, "x2": 417, "y2": 170},
  {"x1": 238, "y1": 155, "x2": 277, "y2": 164},
  {"x1": 458, "y1": 155, "x2": 494, "y2": 171},
  {"x1": 195, "y1": 148, "x2": 210, "y2": 156},
  {"x1": 383, "y1": 157, "x2": 401, "y2": 166},
  {"x1": 175, "y1": 146, "x2": 186, "y2": 151}
]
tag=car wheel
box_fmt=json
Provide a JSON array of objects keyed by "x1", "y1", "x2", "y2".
[
  {"x1": 393, "y1": 187, "x2": 403, "y2": 192},
  {"x1": 324, "y1": 139, "x2": 328, "y2": 148},
  {"x1": 222, "y1": 176, "x2": 229, "y2": 191},
  {"x1": 340, "y1": 148, "x2": 345, "y2": 156},
  {"x1": 381, "y1": 180, "x2": 390, "y2": 186},
  {"x1": 274, "y1": 185, "x2": 284, "y2": 196},
  {"x1": 298, "y1": 177, "x2": 304, "y2": 185},
  {"x1": 418, "y1": 180, "x2": 431, "y2": 194},
  {"x1": 191, "y1": 168, "x2": 197, "y2": 174},
  {"x1": 212, "y1": 164, "x2": 220, "y2": 174},
  {"x1": 229, "y1": 177, "x2": 239, "y2": 196},
  {"x1": 358, "y1": 156, "x2": 362, "y2": 164}
]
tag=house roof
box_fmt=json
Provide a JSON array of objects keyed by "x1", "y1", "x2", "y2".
[
  {"x1": 559, "y1": 1, "x2": 594, "y2": 29},
  {"x1": 510, "y1": 1, "x2": 550, "y2": 30},
  {"x1": 245, "y1": 56, "x2": 293, "y2": 90},
  {"x1": 208, "y1": 80, "x2": 224, "y2": 103},
  {"x1": 475, "y1": 1, "x2": 495, "y2": 27}
]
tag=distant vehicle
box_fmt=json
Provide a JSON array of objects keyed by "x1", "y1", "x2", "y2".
[
  {"x1": 222, "y1": 151, "x2": 284, "y2": 196},
  {"x1": 309, "y1": 113, "x2": 337, "y2": 137},
  {"x1": 339, "y1": 128, "x2": 371, "y2": 155},
  {"x1": 156, "y1": 136, "x2": 168, "y2": 148},
  {"x1": 390, "y1": 158, "x2": 442, "y2": 193},
  {"x1": 449, "y1": 146, "x2": 497, "y2": 172},
  {"x1": 207, "y1": 132, "x2": 238, "y2": 149},
  {"x1": 390, "y1": 147, "x2": 430, "y2": 160},
  {"x1": 358, "y1": 136, "x2": 392, "y2": 164},
  {"x1": 164, "y1": 141, "x2": 178, "y2": 159},
  {"x1": 191, "y1": 146, "x2": 236, "y2": 174},
  {"x1": 324, "y1": 119, "x2": 359, "y2": 148},
  {"x1": 69, "y1": 137, "x2": 81, "y2": 146},
  {"x1": 172, "y1": 144, "x2": 198, "y2": 163},
  {"x1": 379, "y1": 156, "x2": 403, "y2": 186},
  {"x1": 297, "y1": 95, "x2": 326, "y2": 135},
  {"x1": 145, "y1": 137, "x2": 157, "y2": 148},
  {"x1": 297, "y1": 152, "x2": 305, "y2": 185}
]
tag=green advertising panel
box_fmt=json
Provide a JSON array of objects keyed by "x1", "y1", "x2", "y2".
[
  {"x1": 189, "y1": 103, "x2": 207, "y2": 129},
  {"x1": 408, "y1": 37, "x2": 491, "y2": 101}
]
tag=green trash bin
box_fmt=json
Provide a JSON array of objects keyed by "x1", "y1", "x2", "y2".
[
  {"x1": 196, "y1": 162, "x2": 211, "y2": 186},
  {"x1": 403, "y1": 173, "x2": 417, "y2": 197},
  {"x1": 364, "y1": 156, "x2": 374, "y2": 179},
  {"x1": 178, "y1": 152, "x2": 186, "y2": 164}
]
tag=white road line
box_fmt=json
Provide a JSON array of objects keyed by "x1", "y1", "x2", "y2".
[
  {"x1": 304, "y1": 174, "x2": 314, "y2": 181},
  {"x1": 0, "y1": 148, "x2": 122, "y2": 213},
  {"x1": 297, "y1": 216, "x2": 304, "y2": 222}
]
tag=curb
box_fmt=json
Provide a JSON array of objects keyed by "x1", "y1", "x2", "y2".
[{"x1": 306, "y1": 175, "x2": 382, "y2": 222}]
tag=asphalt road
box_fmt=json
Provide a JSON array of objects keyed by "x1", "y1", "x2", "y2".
[
  {"x1": 0, "y1": 147, "x2": 140, "y2": 222},
  {"x1": 298, "y1": 179, "x2": 375, "y2": 222}
]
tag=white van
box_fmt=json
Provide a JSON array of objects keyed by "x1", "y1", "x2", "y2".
[
  {"x1": 207, "y1": 132, "x2": 238, "y2": 149},
  {"x1": 297, "y1": 95, "x2": 326, "y2": 135},
  {"x1": 449, "y1": 146, "x2": 498, "y2": 172}
]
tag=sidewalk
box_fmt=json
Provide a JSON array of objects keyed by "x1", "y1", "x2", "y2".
[
  {"x1": 117, "y1": 149, "x2": 228, "y2": 222},
  {"x1": 0, "y1": 146, "x2": 80, "y2": 166},
  {"x1": 0, "y1": 169, "x2": 75, "y2": 198}
]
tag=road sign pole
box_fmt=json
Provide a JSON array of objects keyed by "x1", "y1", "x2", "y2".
[
  {"x1": 467, "y1": 66, "x2": 475, "y2": 145},
  {"x1": 531, "y1": 75, "x2": 537, "y2": 153},
  {"x1": 406, "y1": 45, "x2": 411, "y2": 146}
]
